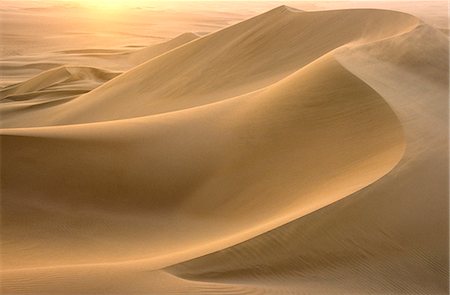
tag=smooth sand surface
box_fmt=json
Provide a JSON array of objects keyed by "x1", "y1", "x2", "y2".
[{"x1": 0, "y1": 2, "x2": 448, "y2": 294}]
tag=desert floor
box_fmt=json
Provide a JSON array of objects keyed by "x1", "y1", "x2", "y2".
[{"x1": 0, "y1": 1, "x2": 448, "y2": 294}]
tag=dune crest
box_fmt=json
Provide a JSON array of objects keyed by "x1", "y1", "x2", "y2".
[{"x1": 0, "y1": 7, "x2": 421, "y2": 127}]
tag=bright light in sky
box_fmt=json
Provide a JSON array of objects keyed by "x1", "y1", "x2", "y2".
[
  {"x1": 74, "y1": 0, "x2": 148, "y2": 9},
  {"x1": 40, "y1": 0, "x2": 426, "y2": 13}
]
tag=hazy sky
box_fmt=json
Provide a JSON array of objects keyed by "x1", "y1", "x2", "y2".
[{"x1": 6, "y1": 0, "x2": 444, "y2": 8}]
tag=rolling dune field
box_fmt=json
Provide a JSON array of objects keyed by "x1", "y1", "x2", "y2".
[{"x1": 0, "y1": 1, "x2": 448, "y2": 294}]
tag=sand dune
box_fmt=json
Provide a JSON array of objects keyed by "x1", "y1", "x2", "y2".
[
  {"x1": 168, "y1": 24, "x2": 449, "y2": 294},
  {"x1": 0, "y1": 4, "x2": 448, "y2": 295},
  {"x1": 0, "y1": 33, "x2": 200, "y2": 126},
  {"x1": 1, "y1": 7, "x2": 421, "y2": 127},
  {"x1": 125, "y1": 32, "x2": 199, "y2": 65},
  {"x1": 1, "y1": 51, "x2": 406, "y2": 269},
  {"x1": 0, "y1": 66, "x2": 120, "y2": 100},
  {"x1": 0, "y1": 32, "x2": 199, "y2": 90}
]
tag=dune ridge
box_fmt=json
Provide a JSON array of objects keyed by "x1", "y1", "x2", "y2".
[
  {"x1": 0, "y1": 7, "x2": 421, "y2": 127},
  {"x1": 1, "y1": 5, "x2": 448, "y2": 295}
]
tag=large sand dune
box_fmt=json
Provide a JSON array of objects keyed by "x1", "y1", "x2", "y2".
[{"x1": 0, "y1": 4, "x2": 448, "y2": 295}]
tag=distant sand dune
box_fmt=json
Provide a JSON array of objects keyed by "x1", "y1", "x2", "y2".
[
  {"x1": 0, "y1": 5, "x2": 448, "y2": 295},
  {"x1": 0, "y1": 32, "x2": 198, "y2": 90},
  {"x1": 0, "y1": 66, "x2": 120, "y2": 100}
]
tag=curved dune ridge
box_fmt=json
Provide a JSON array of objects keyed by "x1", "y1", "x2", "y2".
[
  {"x1": 0, "y1": 7, "x2": 421, "y2": 128},
  {"x1": 0, "y1": 6, "x2": 448, "y2": 295}
]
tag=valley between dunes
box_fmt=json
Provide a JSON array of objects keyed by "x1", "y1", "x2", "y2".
[{"x1": 0, "y1": 4, "x2": 448, "y2": 295}]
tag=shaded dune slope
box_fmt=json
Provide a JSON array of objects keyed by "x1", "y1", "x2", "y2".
[{"x1": 1, "y1": 6, "x2": 448, "y2": 295}]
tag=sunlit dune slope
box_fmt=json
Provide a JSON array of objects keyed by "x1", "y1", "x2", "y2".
[
  {"x1": 0, "y1": 7, "x2": 420, "y2": 127},
  {"x1": 125, "y1": 32, "x2": 199, "y2": 65}
]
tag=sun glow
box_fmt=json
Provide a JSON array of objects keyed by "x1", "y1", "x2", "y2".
[{"x1": 75, "y1": 0, "x2": 150, "y2": 10}]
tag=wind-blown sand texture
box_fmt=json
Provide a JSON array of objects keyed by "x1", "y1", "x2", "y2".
[{"x1": 0, "y1": 2, "x2": 448, "y2": 294}]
